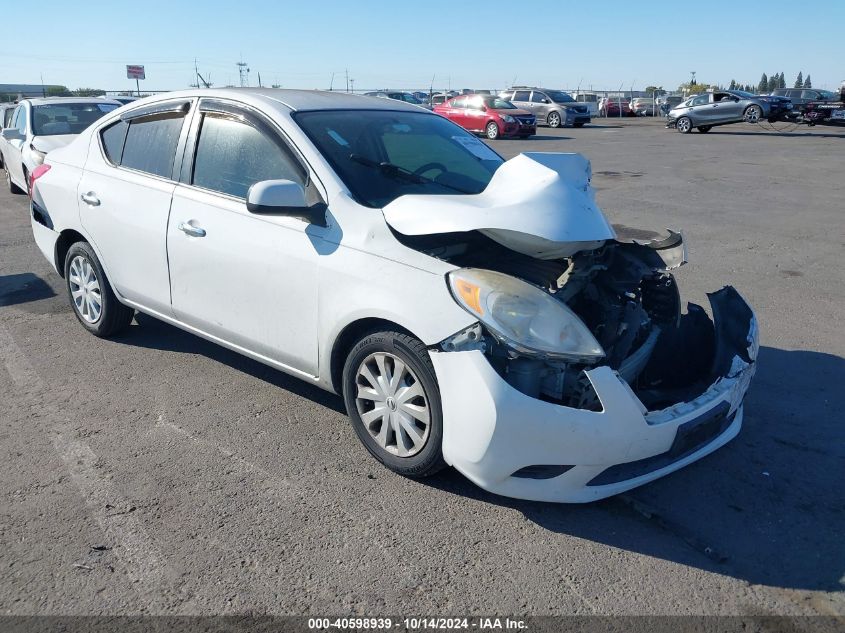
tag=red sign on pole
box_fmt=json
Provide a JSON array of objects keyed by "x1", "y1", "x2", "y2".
[{"x1": 126, "y1": 65, "x2": 146, "y2": 80}]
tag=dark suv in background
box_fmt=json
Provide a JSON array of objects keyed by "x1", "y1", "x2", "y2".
[
  {"x1": 770, "y1": 88, "x2": 838, "y2": 111},
  {"x1": 500, "y1": 87, "x2": 591, "y2": 128}
]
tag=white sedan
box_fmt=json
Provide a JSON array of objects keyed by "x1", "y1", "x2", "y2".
[
  {"x1": 2, "y1": 97, "x2": 119, "y2": 195},
  {"x1": 29, "y1": 89, "x2": 758, "y2": 502}
]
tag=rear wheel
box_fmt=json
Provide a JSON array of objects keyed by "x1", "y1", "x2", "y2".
[
  {"x1": 64, "y1": 242, "x2": 134, "y2": 338},
  {"x1": 676, "y1": 116, "x2": 693, "y2": 134},
  {"x1": 485, "y1": 121, "x2": 500, "y2": 140},
  {"x1": 744, "y1": 104, "x2": 763, "y2": 124},
  {"x1": 547, "y1": 111, "x2": 562, "y2": 128},
  {"x1": 698, "y1": 125, "x2": 712, "y2": 133},
  {"x1": 342, "y1": 330, "x2": 446, "y2": 478},
  {"x1": 573, "y1": 121, "x2": 585, "y2": 128}
]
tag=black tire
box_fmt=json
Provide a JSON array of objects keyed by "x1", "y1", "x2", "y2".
[
  {"x1": 676, "y1": 116, "x2": 693, "y2": 134},
  {"x1": 6, "y1": 164, "x2": 24, "y2": 195},
  {"x1": 342, "y1": 330, "x2": 446, "y2": 478},
  {"x1": 485, "y1": 121, "x2": 500, "y2": 140},
  {"x1": 547, "y1": 111, "x2": 562, "y2": 128},
  {"x1": 64, "y1": 241, "x2": 134, "y2": 338},
  {"x1": 698, "y1": 125, "x2": 712, "y2": 133},
  {"x1": 573, "y1": 121, "x2": 586, "y2": 128}
]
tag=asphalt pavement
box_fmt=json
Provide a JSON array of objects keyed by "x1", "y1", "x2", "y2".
[{"x1": 1, "y1": 117, "x2": 843, "y2": 616}]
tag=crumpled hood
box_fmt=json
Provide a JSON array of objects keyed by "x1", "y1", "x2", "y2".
[
  {"x1": 31, "y1": 135, "x2": 77, "y2": 154},
  {"x1": 382, "y1": 152, "x2": 617, "y2": 259}
]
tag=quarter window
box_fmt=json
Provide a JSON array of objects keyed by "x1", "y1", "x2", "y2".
[
  {"x1": 191, "y1": 112, "x2": 304, "y2": 199},
  {"x1": 3, "y1": 108, "x2": 13, "y2": 128},
  {"x1": 100, "y1": 120, "x2": 129, "y2": 165},
  {"x1": 120, "y1": 113, "x2": 185, "y2": 178}
]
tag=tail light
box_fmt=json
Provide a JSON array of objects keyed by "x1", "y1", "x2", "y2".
[{"x1": 29, "y1": 163, "x2": 51, "y2": 197}]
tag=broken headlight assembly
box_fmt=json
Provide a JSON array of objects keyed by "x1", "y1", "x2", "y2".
[{"x1": 446, "y1": 268, "x2": 605, "y2": 363}]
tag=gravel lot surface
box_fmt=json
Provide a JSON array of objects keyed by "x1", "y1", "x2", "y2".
[{"x1": 1, "y1": 117, "x2": 843, "y2": 616}]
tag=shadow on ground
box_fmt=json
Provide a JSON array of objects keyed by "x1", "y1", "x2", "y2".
[
  {"x1": 122, "y1": 312, "x2": 346, "y2": 414},
  {"x1": 30, "y1": 297, "x2": 845, "y2": 593},
  {"x1": 422, "y1": 346, "x2": 845, "y2": 593},
  {"x1": 0, "y1": 273, "x2": 56, "y2": 307}
]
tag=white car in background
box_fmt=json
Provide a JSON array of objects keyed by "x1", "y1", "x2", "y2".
[
  {"x1": 1, "y1": 97, "x2": 119, "y2": 194},
  {"x1": 28, "y1": 89, "x2": 758, "y2": 503}
]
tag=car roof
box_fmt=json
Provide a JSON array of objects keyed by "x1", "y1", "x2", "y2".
[
  {"x1": 23, "y1": 97, "x2": 122, "y2": 106},
  {"x1": 124, "y1": 88, "x2": 427, "y2": 114}
]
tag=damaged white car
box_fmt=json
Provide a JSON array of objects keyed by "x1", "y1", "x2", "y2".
[{"x1": 29, "y1": 89, "x2": 758, "y2": 502}]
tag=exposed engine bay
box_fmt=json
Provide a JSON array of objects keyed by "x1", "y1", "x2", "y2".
[{"x1": 397, "y1": 225, "x2": 747, "y2": 414}]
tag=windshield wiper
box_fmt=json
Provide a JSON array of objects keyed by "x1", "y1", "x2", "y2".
[{"x1": 349, "y1": 153, "x2": 474, "y2": 194}]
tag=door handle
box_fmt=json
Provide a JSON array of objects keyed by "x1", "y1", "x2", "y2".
[
  {"x1": 177, "y1": 221, "x2": 206, "y2": 238},
  {"x1": 80, "y1": 191, "x2": 100, "y2": 206}
]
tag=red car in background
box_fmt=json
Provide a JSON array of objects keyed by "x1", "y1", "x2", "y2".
[
  {"x1": 598, "y1": 97, "x2": 635, "y2": 117},
  {"x1": 434, "y1": 94, "x2": 536, "y2": 139}
]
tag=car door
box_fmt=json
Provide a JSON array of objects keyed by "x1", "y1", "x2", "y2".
[
  {"x1": 511, "y1": 90, "x2": 532, "y2": 117},
  {"x1": 685, "y1": 94, "x2": 712, "y2": 123},
  {"x1": 5, "y1": 105, "x2": 27, "y2": 187},
  {"x1": 463, "y1": 96, "x2": 486, "y2": 132},
  {"x1": 166, "y1": 99, "x2": 322, "y2": 376},
  {"x1": 529, "y1": 91, "x2": 551, "y2": 121},
  {"x1": 447, "y1": 97, "x2": 468, "y2": 129},
  {"x1": 77, "y1": 99, "x2": 193, "y2": 315},
  {"x1": 708, "y1": 92, "x2": 742, "y2": 123}
]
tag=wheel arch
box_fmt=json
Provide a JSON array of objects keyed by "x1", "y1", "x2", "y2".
[
  {"x1": 54, "y1": 228, "x2": 89, "y2": 278},
  {"x1": 328, "y1": 317, "x2": 419, "y2": 394}
]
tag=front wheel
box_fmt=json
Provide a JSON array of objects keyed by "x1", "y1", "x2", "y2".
[
  {"x1": 744, "y1": 105, "x2": 763, "y2": 124},
  {"x1": 547, "y1": 111, "x2": 562, "y2": 128},
  {"x1": 342, "y1": 331, "x2": 446, "y2": 478},
  {"x1": 485, "y1": 121, "x2": 500, "y2": 140},
  {"x1": 64, "y1": 242, "x2": 134, "y2": 337},
  {"x1": 676, "y1": 116, "x2": 693, "y2": 133},
  {"x1": 698, "y1": 125, "x2": 712, "y2": 133}
]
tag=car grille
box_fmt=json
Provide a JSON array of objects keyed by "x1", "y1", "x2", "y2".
[
  {"x1": 515, "y1": 116, "x2": 535, "y2": 125},
  {"x1": 574, "y1": 106, "x2": 588, "y2": 114}
]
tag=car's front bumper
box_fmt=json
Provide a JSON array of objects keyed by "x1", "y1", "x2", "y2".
[{"x1": 431, "y1": 286, "x2": 758, "y2": 503}]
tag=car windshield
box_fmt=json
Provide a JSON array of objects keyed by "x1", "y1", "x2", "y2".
[
  {"x1": 294, "y1": 110, "x2": 503, "y2": 208},
  {"x1": 33, "y1": 103, "x2": 117, "y2": 136},
  {"x1": 483, "y1": 97, "x2": 516, "y2": 109},
  {"x1": 398, "y1": 94, "x2": 423, "y2": 104},
  {"x1": 547, "y1": 91, "x2": 575, "y2": 103},
  {"x1": 732, "y1": 90, "x2": 756, "y2": 99},
  {"x1": 818, "y1": 90, "x2": 836, "y2": 99}
]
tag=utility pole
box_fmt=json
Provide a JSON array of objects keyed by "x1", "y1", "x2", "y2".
[
  {"x1": 345, "y1": 69, "x2": 349, "y2": 93},
  {"x1": 350, "y1": 78, "x2": 355, "y2": 93},
  {"x1": 330, "y1": 72, "x2": 336, "y2": 91},
  {"x1": 690, "y1": 71, "x2": 696, "y2": 86},
  {"x1": 237, "y1": 60, "x2": 250, "y2": 87}
]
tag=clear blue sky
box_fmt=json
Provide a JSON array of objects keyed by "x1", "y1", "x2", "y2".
[{"x1": 3, "y1": 0, "x2": 842, "y2": 93}]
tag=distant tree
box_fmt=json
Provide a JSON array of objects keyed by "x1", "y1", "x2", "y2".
[
  {"x1": 73, "y1": 88, "x2": 105, "y2": 97},
  {"x1": 758, "y1": 74, "x2": 768, "y2": 93},
  {"x1": 644, "y1": 85, "x2": 666, "y2": 96},
  {"x1": 728, "y1": 79, "x2": 736, "y2": 90},
  {"x1": 794, "y1": 72, "x2": 803, "y2": 88},
  {"x1": 778, "y1": 72, "x2": 786, "y2": 89},
  {"x1": 803, "y1": 75, "x2": 812, "y2": 89},
  {"x1": 678, "y1": 81, "x2": 713, "y2": 95},
  {"x1": 45, "y1": 85, "x2": 71, "y2": 97},
  {"x1": 766, "y1": 74, "x2": 777, "y2": 92}
]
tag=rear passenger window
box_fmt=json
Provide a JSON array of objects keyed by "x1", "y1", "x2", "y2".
[
  {"x1": 191, "y1": 113, "x2": 304, "y2": 199},
  {"x1": 513, "y1": 91, "x2": 530, "y2": 101},
  {"x1": 120, "y1": 113, "x2": 185, "y2": 178},
  {"x1": 101, "y1": 120, "x2": 129, "y2": 165},
  {"x1": 530, "y1": 92, "x2": 546, "y2": 103}
]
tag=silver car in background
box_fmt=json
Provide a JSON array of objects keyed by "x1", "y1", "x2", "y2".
[{"x1": 667, "y1": 89, "x2": 792, "y2": 134}]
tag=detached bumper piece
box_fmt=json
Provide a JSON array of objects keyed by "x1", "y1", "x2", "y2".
[{"x1": 433, "y1": 286, "x2": 758, "y2": 503}]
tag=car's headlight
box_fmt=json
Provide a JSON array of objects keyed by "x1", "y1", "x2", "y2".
[
  {"x1": 447, "y1": 269, "x2": 605, "y2": 362},
  {"x1": 501, "y1": 115, "x2": 515, "y2": 123}
]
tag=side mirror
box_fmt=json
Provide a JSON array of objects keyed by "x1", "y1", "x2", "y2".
[
  {"x1": 1, "y1": 128, "x2": 22, "y2": 140},
  {"x1": 246, "y1": 179, "x2": 327, "y2": 227},
  {"x1": 542, "y1": 98, "x2": 550, "y2": 104}
]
